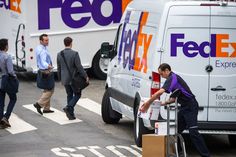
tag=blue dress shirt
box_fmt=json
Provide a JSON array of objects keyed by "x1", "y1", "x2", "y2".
[{"x1": 35, "y1": 44, "x2": 52, "y2": 70}]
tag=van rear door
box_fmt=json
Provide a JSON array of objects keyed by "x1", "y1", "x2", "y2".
[
  {"x1": 208, "y1": 5, "x2": 236, "y2": 122},
  {"x1": 160, "y1": 5, "x2": 211, "y2": 121}
]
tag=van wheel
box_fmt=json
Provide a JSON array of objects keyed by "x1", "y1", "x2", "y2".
[
  {"x1": 228, "y1": 135, "x2": 236, "y2": 147},
  {"x1": 92, "y1": 50, "x2": 109, "y2": 80},
  {"x1": 101, "y1": 89, "x2": 121, "y2": 124},
  {"x1": 134, "y1": 106, "x2": 151, "y2": 147}
]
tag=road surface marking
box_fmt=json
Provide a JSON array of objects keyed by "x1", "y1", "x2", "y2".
[
  {"x1": 5, "y1": 113, "x2": 37, "y2": 134},
  {"x1": 77, "y1": 98, "x2": 101, "y2": 115},
  {"x1": 23, "y1": 104, "x2": 82, "y2": 125},
  {"x1": 52, "y1": 145, "x2": 142, "y2": 157}
]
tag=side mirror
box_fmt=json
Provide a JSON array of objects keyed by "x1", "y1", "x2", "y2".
[{"x1": 100, "y1": 42, "x2": 113, "y2": 58}]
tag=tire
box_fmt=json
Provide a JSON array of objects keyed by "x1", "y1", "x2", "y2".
[
  {"x1": 134, "y1": 105, "x2": 151, "y2": 147},
  {"x1": 92, "y1": 50, "x2": 109, "y2": 80},
  {"x1": 228, "y1": 135, "x2": 236, "y2": 147},
  {"x1": 101, "y1": 89, "x2": 121, "y2": 124}
]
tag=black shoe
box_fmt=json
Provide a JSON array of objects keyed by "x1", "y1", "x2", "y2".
[
  {"x1": 33, "y1": 103, "x2": 43, "y2": 115},
  {"x1": 43, "y1": 110, "x2": 54, "y2": 113},
  {"x1": 63, "y1": 107, "x2": 75, "y2": 120},
  {"x1": 1, "y1": 117, "x2": 11, "y2": 127},
  {"x1": 0, "y1": 123, "x2": 7, "y2": 129}
]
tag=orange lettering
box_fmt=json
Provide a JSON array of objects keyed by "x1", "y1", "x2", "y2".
[
  {"x1": 216, "y1": 34, "x2": 229, "y2": 57},
  {"x1": 10, "y1": 0, "x2": 21, "y2": 13},
  {"x1": 138, "y1": 34, "x2": 152, "y2": 73},
  {"x1": 133, "y1": 12, "x2": 148, "y2": 71}
]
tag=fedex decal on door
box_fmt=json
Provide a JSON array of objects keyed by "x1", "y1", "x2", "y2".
[
  {"x1": 118, "y1": 11, "x2": 153, "y2": 73},
  {"x1": 171, "y1": 33, "x2": 236, "y2": 69}
]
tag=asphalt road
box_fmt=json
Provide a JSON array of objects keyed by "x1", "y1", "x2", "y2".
[{"x1": 0, "y1": 73, "x2": 235, "y2": 157}]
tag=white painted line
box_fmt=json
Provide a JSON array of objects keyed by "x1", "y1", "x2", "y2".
[
  {"x1": 77, "y1": 98, "x2": 101, "y2": 116},
  {"x1": 6, "y1": 113, "x2": 37, "y2": 134},
  {"x1": 23, "y1": 104, "x2": 82, "y2": 125}
]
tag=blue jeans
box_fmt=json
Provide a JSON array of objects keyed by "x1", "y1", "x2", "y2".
[
  {"x1": 64, "y1": 85, "x2": 81, "y2": 115},
  {"x1": 0, "y1": 89, "x2": 17, "y2": 120}
]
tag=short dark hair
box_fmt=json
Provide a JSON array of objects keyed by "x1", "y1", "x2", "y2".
[
  {"x1": 64, "y1": 37, "x2": 73, "y2": 47},
  {"x1": 39, "y1": 34, "x2": 48, "y2": 41},
  {"x1": 158, "y1": 63, "x2": 171, "y2": 71},
  {"x1": 0, "y1": 38, "x2": 8, "y2": 51}
]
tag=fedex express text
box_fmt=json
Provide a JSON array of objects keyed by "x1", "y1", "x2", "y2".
[{"x1": 171, "y1": 33, "x2": 236, "y2": 69}]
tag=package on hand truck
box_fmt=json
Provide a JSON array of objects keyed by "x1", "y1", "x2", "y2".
[{"x1": 138, "y1": 98, "x2": 161, "y2": 120}]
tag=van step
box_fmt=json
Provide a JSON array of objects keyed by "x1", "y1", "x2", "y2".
[{"x1": 183, "y1": 130, "x2": 236, "y2": 135}]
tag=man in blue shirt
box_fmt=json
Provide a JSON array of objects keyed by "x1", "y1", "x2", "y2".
[
  {"x1": 140, "y1": 63, "x2": 210, "y2": 157},
  {"x1": 33, "y1": 34, "x2": 54, "y2": 114},
  {"x1": 0, "y1": 38, "x2": 17, "y2": 128}
]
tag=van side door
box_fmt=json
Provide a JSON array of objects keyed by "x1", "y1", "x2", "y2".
[
  {"x1": 160, "y1": 5, "x2": 211, "y2": 121},
  {"x1": 208, "y1": 5, "x2": 236, "y2": 122}
]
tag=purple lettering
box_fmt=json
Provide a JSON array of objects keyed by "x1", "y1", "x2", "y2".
[
  {"x1": 170, "y1": 33, "x2": 219, "y2": 58},
  {"x1": 171, "y1": 34, "x2": 184, "y2": 56},
  {"x1": 183, "y1": 41, "x2": 198, "y2": 58},
  {"x1": 92, "y1": 0, "x2": 121, "y2": 26},
  {"x1": 38, "y1": 0, "x2": 123, "y2": 30},
  {"x1": 38, "y1": 0, "x2": 62, "y2": 30},
  {"x1": 0, "y1": 0, "x2": 10, "y2": 9},
  {"x1": 61, "y1": 0, "x2": 91, "y2": 28},
  {"x1": 199, "y1": 41, "x2": 211, "y2": 58}
]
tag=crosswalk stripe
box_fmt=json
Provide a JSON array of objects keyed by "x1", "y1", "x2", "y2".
[
  {"x1": 23, "y1": 104, "x2": 82, "y2": 125},
  {"x1": 77, "y1": 98, "x2": 101, "y2": 116},
  {"x1": 6, "y1": 113, "x2": 37, "y2": 134}
]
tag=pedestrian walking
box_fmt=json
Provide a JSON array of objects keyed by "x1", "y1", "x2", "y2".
[
  {"x1": 140, "y1": 63, "x2": 210, "y2": 157},
  {"x1": 57, "y1": 37, "x2": 89, "y2": 120},
  {"x1": 33, "y1": 34, "x2": 54, "y2": 115},
  {"x1": 0, "y1": 38, "x2": 19, "y2": 129}
]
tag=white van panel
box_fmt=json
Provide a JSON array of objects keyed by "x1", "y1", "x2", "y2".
[{"x1": 208, "y1": 6, "x2": 236, "y2": 121}]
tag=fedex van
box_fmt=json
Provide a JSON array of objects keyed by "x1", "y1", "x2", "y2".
[
  {"x1": 100, "y1": 0, "x2": 236, "y2": 147},
  {"x1": 0, "y1": 0, "x2": 131, "y2": 79}
]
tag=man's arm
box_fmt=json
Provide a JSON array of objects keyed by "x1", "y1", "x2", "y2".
[
  {"x1": 139, "y1": 88, "x2": 166, "y2": 112},
  {"x1": 57, "y1": 53, "x2": 61, "y2": 81}
]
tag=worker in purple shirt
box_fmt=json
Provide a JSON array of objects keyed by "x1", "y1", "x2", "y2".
[{"x1": 140, "y1": 63, "x2": 210, "y2": 157}]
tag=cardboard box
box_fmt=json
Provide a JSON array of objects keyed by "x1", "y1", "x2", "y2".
[{"x1": 142, "y1": 134, "x2": 166, "y2": 157}]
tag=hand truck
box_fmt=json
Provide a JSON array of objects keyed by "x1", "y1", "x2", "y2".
[{"x1": 166, "y1": 89, "x2": 187, "y2": 157}]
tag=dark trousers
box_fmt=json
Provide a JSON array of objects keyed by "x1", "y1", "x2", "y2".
[
  {"x1": 0, "y1": 89, "x2": 17, "y2": 120},
  {"x1": 64, "y1": 85, "x2": 81, "y2": 115},
  {"x1": 178, "y1": 99, "x2": 210, "y2": 157}
]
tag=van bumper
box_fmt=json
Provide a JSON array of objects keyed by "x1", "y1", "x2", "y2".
[{"x1": 198, "y1": 121, "x2": 236, "y2": 131}]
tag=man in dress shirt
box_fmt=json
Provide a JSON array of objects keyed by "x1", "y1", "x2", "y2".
[{"x1": 33, "y1": 34, "x2": 54, "y2": 114}]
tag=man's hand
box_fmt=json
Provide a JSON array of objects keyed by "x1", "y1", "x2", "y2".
[
  {"x1": 139, "y1": 102, "x2": 150, "y2": 113},
  {"x1": 48, "y1": 64, "x2": 53, "y2": 70}
]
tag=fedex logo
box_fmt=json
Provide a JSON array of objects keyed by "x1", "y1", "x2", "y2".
[
  {"x1": 38, "y1": 0, "x2": 131, "y2": 30},
  {"x1": 118, "y1": 12, "x2": 153, "y2": 73},
  {"x1": 171, "y1": 33, "x2": 236, "y2": 58},
  {"x1": 0, "y1": 0, "x2": 21, "y2": 13}
]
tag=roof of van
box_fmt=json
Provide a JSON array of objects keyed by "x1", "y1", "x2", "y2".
[{"x1": 127, "y1": 0, "x2": 236, "y2": 13}]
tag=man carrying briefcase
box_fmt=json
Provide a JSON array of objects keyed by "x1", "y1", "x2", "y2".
[{"x1": 57, "y1": 37, "x2": 89, "y2": 120}]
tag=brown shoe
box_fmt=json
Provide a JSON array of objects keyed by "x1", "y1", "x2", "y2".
[{"x1": 1, "y1": 117, "x2": 11, "y2": 127}]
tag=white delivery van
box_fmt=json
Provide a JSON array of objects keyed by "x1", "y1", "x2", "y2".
[
  {"x1": 100, "y1": 0, "x2": 236, "y2": 147},
  {"x1": 0, "y1": 0, "x2": 132, "y2": 79}
]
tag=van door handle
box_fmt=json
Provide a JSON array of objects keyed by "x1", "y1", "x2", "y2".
[{"x1": 211, "y1": 86, "x2": 226, "y2": 91}]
